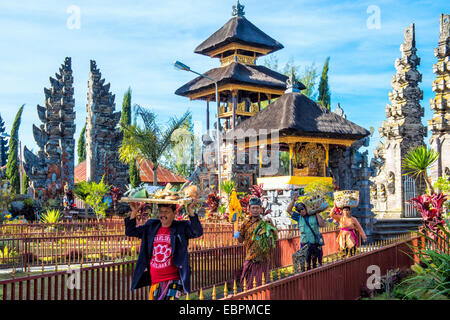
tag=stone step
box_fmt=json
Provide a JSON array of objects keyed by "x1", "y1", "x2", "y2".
[
  {"x1": 371, "y1": 229, "x2": 416, "y2": 235},
  {"x1": 373, "y1": 223, "x2": 421, "y2": 229},
  {"x1": 374, "y1": 218, "x2": 422, "y2": 223}
]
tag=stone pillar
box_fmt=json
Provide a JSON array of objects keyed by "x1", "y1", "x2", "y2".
[
  {"x1": 85, "y1": 60, "x2": 129, "y2": 187},
  {"x1": 370, "y1": 24, "x2": 427, "y2": 219},
  {"x1": 429, "y1": 14, "x2": 450, "y2": 184},
  {"x1": 23, "y1": 57, "x2": 76, "y2": 199}
]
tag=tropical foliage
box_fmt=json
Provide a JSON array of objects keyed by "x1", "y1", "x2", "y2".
[
  {"x1": 402, "y1": 145, "x2": 439, "y2": 194},
  {"x1": 252, "y1": 219, "x2": 278, "y2": 257},
  {"x1": 408, "y1": 193, "x2": 447, "y2": 239},
  {"x1": 120, "y1": 88, "x2": 141, "y2": 187},
  {"x1": 40, "y1": 208, "x2": 63, "y2": 224},
  {"x1": 220, "y1": 180, "x2": 236, "y2": 196},
  {"x1": 84, "y1": 177, "x2": 110, "y2": 219},
  {"x1": 119, "y1": 105, "x2": 190, "y2": 185},
  {"x1": 401, "y1": 220, "x2": 450, "y2": 300},
  {"x1": 74, "y1": 177, "x2": 111, "y2": 219}
]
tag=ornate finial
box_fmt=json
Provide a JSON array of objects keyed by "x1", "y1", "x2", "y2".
[
  {"x1": 333, "y1": 103, "x2": 347, "y2": 119},
  {"x1": 285, "y1": 71, "x2": 300, "y2": 93},
  {"x1": 439, "y1": 13, "x2": 450, "y2": 41},
  {"x1": 232, "y1": 0, "x2": 245, "y2": 17},
  {"x1": 400, "y1": 23, "x2": 416, "y2": 54}
]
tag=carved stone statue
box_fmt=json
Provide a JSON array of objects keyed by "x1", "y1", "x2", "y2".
[
  {"x1": 379, "y1": 184, "x2": 386, "y2": 201},
  {"x1": 370, "y1": 184, "x2": 377, "y2": 199},
  {"x1": 387, "y1": 171, "x2": 395, "y2": 194}
]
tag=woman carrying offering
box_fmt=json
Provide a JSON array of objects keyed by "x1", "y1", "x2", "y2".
[{"x1": 329, "y1": 204, "x2": 367, "y2": 257}]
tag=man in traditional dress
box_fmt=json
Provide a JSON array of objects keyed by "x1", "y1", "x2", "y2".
[
  {"x1": 125, "y1": 201, "x2": 202, "y2": 300},
  {"x1": 237, "y1": 197, "x2": 275, "y2": 290}
]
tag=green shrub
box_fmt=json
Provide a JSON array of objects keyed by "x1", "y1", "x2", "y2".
[
  {"x1": 401, "y1": 220, "x2": 450, "y2": 299},
  {"x1": 40, "y1": 209, "x2": 63, "y2": 224}
]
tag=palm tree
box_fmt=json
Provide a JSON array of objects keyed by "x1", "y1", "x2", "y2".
[
  {"x1": 119, "y1": 105, "x2": 191, "y2": 186},
  {"x1": 402, "y1": 145, "x2": 439, "y2": 194}
]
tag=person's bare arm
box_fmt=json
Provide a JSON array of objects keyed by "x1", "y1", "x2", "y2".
[
  {"x1": 328, "y1": 204, "x2": 341, "y2": 222},
  {"x1": 352, "y1": 217, "x2": 367, "y2": 242},
  {"x1": 125, "y1": 202, "x2": 147, "y2": 238},
  {"x1": 237, "y1": 220, "x2": 247, "y2": 243},
  {"x1": 316, "y1": 213, "x2": 325, "y2": 227},
  {"x1": 286, "y1": 191, "x2": 299, "y2": 215}
]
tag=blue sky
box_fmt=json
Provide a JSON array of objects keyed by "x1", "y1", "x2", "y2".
[{"x1": 0, "y1": 0, "x2": 447, "y2": 166}]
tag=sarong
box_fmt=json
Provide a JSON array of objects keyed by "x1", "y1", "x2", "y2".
[
  {"x1": 240, "y1": 259, "x2": 270, "y2": 290},
  {"x1": 148, "y1": 279, "x2": 183, "y2": 300}
]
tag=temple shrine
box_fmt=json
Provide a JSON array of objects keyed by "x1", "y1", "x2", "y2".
[{"x1": 175, "y1": 1, "x2": 371, "y2": 228}]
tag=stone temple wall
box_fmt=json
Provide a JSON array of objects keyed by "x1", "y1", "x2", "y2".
[
  {"x1": 85, "y1": 60, "x2": 128, "y2": 187},
  {"x1": 429, "y1": 14, "x2": 450, "y2": 184},
  {"x1": 24, "y1": 57, "x2": 76, "y2": 199},
  {"x1": 370, "y1": 24, "x2": 427, "y2": 219}
]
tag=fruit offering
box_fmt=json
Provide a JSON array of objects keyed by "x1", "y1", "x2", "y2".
[{"x1": 333, "y1": 190, "x2": 359, "y2": 208}]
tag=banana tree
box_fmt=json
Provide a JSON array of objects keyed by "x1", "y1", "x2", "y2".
[
  {"x1": 119, "y1": 105, "x2": 190, "y2": 186},
  {"x1": 402, "y1": 145, "x2": 439, "y2": 195}
]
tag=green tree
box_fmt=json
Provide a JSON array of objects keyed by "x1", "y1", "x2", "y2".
[
  {"x1": 22, "y1": 172, "x2": 29, "y2": 195},
  {"x1": 85, "y1": 177, "x2": 110, "y2": 220},
  {"x1": 317, "y1": 57, "x2": 331, "y2": 110},
  {"x1": 119, "y1": 105, "x2": 190, "y2": 186},
  {"x1": 77, "y1": 123, "x2": 86, "y2": 163},
  {"x1": 129, "y1": 160, "x2": 141, "y2": 188},
  {"x1": 0, "y1": 113, "x2": 8, "y2": 167},
  {"x1": 402, "y1": 145, "x2": 439, "y2": 194},
  {"x1": 120, "y1": 87, "x2": 132, "y2": 129},
  {"x1": 120, "y1": 88, "x2": 141, "y2": 187},
  {"x1": 6, "y1": 105, "x2": 24, "y2": 194},
  {"x1": 262, "y1": 55, "x2": 319, "y2": 99},
  {"x1": 162, "y1": 114, "x2": 199, "y2": 178}
]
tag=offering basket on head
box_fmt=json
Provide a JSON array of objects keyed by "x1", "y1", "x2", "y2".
[{"x1": 333, "y1": 190, "x2": 359, "y2": 208}]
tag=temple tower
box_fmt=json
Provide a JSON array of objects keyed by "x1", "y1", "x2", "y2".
[
  {"x1": 175, "y1": 1, "x2": 295, "y2": 192},
  {"x1": 370, "y1": 24, "x2": 427, "y2": 218},
  {"x1": 429, "y1": 14, "x2": 450, "y2": 183},
  {"x1": 23, "y1": 57, "x2": 76, "y2": 198},
  {"x1": 85, "y1": 60, "x2": 128, "y2": 187}
]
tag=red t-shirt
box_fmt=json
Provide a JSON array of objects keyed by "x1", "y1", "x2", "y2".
[{"x1": 150, "y1": 226, "x2": 180, "y2": 284}]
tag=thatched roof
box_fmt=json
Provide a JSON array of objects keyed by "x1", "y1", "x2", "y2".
[
  {"x1": 225, "y1": 92, "x2": 370, "y2": 141},
  {"x1": 175, "y1": 62, "x2": 305, "y2": 98},
  {"x1": 194, "y1": 16, "x2": 283, "y2": 56}
]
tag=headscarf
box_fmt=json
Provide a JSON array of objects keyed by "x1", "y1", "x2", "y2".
[
  {"x1": 249, "y1": 197, "x2": 262, "y2": 207},
  {"x1": 293, "y1": 200, "x2": 307, "y2": 214}
]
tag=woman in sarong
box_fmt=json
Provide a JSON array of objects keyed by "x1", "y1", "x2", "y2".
[{"x1": 329, "y1": 204, "x2": 367, "y2": 257}]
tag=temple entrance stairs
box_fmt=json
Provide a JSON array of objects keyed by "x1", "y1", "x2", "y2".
[{"x1": 371, "y1": 218, "x2": 422, "y2": 241}]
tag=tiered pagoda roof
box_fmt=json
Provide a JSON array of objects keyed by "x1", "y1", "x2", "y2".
[
  {"x1": 194, "y1": 15, "x2": 284, "y2": 57},
  {"x1": 226, "y1": 89, "x2": 370, "y2": 142},
  {"x1": 175, "y1": 62, "x2": 303, "y2": 100},
  {"x1": 175, "y1": 1, "x2": 294, "y2": 102}
]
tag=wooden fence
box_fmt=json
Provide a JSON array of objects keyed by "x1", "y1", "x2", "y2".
[
  {"x1": 221, "y1": 234, "x2": 419, "y2": 300},
  {"x1": 0, "y1": 231, "x2": 418, "y2": 300},
  {"x1": 0, "y1": 222, "x2": 337, "y2": 269}
]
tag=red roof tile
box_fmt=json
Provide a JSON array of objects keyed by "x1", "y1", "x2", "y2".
[
  {"x1": 138, "y1": 160, "x2": 186, "y2": 184},
  {"x1": 74, "y1": 160, "x2": 87, "y2": 183}
]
